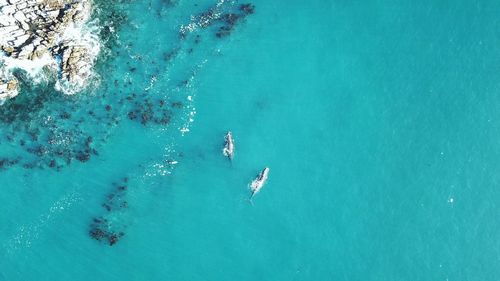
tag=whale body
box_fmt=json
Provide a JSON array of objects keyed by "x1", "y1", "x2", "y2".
[
  {"x1": 250, "y1": 167, "x2": 269, "y2": 198},
  {"x1": 222, "y1": 131, "x2": 234, "y2": 160}
]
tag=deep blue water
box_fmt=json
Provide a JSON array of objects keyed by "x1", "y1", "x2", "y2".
[{"x1": 1, "y1": 0, "x2": 500, "y2": 280}]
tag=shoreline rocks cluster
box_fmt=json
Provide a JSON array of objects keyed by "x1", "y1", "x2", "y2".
[{"x1": 0, "y1": 0, "x2": 98, "y2": 101}]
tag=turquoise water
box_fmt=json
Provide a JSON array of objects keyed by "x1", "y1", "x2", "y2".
[{"x1": 2, "y1": 0, "x2": 500, "y2": 280}]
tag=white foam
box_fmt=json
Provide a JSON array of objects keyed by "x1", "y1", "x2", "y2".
[
  {"x1": 1, "y1": 52, "x2": 57, "y2": 86},
  {"x1": 144, "y1": 144, "x2": 179, "y2": 177}
]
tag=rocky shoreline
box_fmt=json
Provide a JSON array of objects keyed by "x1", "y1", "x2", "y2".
[{"x1": 0, "y1": 0, "x2": 98, "y2": 101}]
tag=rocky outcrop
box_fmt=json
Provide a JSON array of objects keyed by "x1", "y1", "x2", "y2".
[
  {"x1": 0, "y1": 78, "x2": 18, "y2": 102},
  {"x1": 0, "y1": 0, "x2": 98, "y2": 100},
  {"x1": 52, "y1": 43, "x2": 94, "y2": 90}
]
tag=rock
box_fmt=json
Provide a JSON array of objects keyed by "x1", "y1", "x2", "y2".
[
  {"x1": 0, "y1": 80, "x2": 18, "y2": 101},
  {"x1": 58, "y1": 44, "x2": 92, "y2": 87},
  {"x1": 0, "y1": 70, "x2": 19, "y2": 102}
]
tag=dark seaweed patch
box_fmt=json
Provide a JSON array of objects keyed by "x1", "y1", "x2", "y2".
[
  {"x1": 0, "y1": 158, "x2": 19, "y2": 170},
  {"x1": 125, "y1": 96, "x2": 173, "y2": 126},
  {"x1": 89, "y1": 217, "x2": 125, "y2": 246},
  {"x1": 171, "y1": 101, "x2": 183, "y2": 109},
  {"x1": 89, "y1": 178, "x2": 129, "y2": 246},
  {"x1": 163, "y1": 48, "x2": 180, "y2": 62},
  {"x1": 240, "y1": 3, "x2": 255, "y2": 15}
]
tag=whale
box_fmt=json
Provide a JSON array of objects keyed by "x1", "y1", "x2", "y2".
[
  {"x1": 222, "y1": 131, "x2": 234, "y2": 160},
  {"x1": 250, "y1": 167, "x2": 269, "y2": 199}
]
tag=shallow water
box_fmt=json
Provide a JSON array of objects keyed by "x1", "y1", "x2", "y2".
[{"x1": 1, "y1": 0, "x2": 500, "y2": 280}]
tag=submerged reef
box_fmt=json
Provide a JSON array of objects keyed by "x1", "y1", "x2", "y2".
[
  {"x1": 0, "y1": 0, "x2": 99, "y2": 100},
  {"x1": 89, "y1": 178, "x2": 129, "y2": 246}
]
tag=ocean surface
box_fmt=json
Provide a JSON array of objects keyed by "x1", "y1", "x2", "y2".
[{"x1": 1, "y1": 0, "x2": 500, "y2": 280}]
